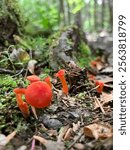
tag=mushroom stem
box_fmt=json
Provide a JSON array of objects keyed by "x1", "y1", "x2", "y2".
[
  {"x1": 58, "y1": 75, "x2": 68, "y2": 95},
  {"x1": 44, "y1": 76, "x2": 52, "y2": 89},
  {"x1": 14, "y1": 88, "x2": 29, "y2": 118},
  {"x1": 16, "y1": 94, "x2": 30, "y2": 118},
  {"x1": 55, "y1": 70, "x2": 68, "y2": 95}
]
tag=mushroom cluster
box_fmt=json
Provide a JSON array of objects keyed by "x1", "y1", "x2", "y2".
[
  {"x1": 13, "y1": 69, "x2": 103, "y2": 118},
  {"x1": 13, "y1": 75, "x2": 53, "y2": 118},
  {"x1": 13, "y1": 70, "x2": 68, "y2": 118}
]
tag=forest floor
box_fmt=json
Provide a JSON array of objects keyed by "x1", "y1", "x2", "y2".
[{"x1": 0, "y1": 54, "x2": 113, "y2": 150}]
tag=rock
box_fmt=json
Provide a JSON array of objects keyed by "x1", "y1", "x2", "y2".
[{"x1": 42, "y1": 116, "x2": 63, "y2": 129}]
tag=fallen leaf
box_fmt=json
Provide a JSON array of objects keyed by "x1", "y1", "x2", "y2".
[
  {"x1": 0, "y1": 131, "x2": 17, "y2": 146},
  {"x1": 27, "y1": 59, "x2": 37, "y2": 74},
  {"x1": 6, "y1": 130, "x2": 17, "y2": 144},
  {"x1": 101, "y1": 92, "x2": 113, "y2": 105},
  {"x1": 84, "y1": 123, "x2": 112, "y2": 139},
  {"x1": 33, "y1": 135, "x2": 65, "y2": 150},
  {"x1": 47, "y1": 129, "x2": 57, "y2": 137},
  {"x1": 57, "y1": 125, "x2": 70, "y2": 142},
  {"x1": 90, "y1": 57, "x2": 104, "y2": 71},
  {"x1": 10, "y1": 48, "x2": 30, "y2": 63},
  {"x1": 33, "y1": 135, "x2": 47, "y2": 145},
  {"x1": 63, "y1": 128, "x2": 73, "y2": 141}
]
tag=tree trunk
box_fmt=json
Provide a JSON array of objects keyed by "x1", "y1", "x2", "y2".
[
  {"x1": 74, "y1": 10, "x2": 82, "y2": 29},
  {"x1": 0, "y1": 0, "x2": 24, "y2": 49},
  {"x1": 101, "y1": 0, "x2": 105, "y2": 29},
  {"x1": 59, "y1": 0, "x2": 66, "y2": 27},
  {"x1": 107, "y1": 0, "x2": 113, "y2": 31},
  {"x1": 94, "y1": 0, "x2": 97, "y2": 31},
  {"x1": 67, "y1": 0, "x2": 71, "y2": 25},
  {"x1": 88, "y1": 1, "x2": 92, "y2": 32}
]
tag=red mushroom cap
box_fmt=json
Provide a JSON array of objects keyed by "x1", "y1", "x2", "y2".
[
  {"x1": 26, "y1": 75, "x2": 40, "y2": 83},
  {"x1": 55, "y1": 69, "x2": 65, "y2": 77},
  {"x1": 25, "y1": 81, "x2": 52, "y2": 108}
]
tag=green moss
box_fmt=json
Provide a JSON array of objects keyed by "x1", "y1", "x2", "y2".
[
  {"x1": 0, "y1": 74, "x2": 17, "y2": 88},
  {"x1": 77, "y1": 41, "x2": 94, "y2": 67}
]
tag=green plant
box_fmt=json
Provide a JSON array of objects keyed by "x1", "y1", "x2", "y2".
[
  {"x1": 77, "y1": 42, "x2": 94, "y2": 67},
  {"x1": 18, "y1": 0, "x2": 59, "y2": 32}
]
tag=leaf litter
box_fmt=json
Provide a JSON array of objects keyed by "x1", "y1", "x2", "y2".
[{"x1": 0, "y1": 59, "x2": 113, "y2": 150}]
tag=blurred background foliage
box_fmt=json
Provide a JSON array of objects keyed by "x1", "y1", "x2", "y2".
[{"x1": 18, "y1": 0, "x2": 113, "y2": 34}]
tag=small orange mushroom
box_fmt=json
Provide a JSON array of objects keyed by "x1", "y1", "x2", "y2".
[
  {"x1": 55, "y1": 69, "x2": 68, "y2": 95},
  {"x1": 25, "y1": 81, "x2": 52, "y2": 108},
  {"x1": 26, "y1": 75, "x2": 40, "y2": 83},
  {"x1": 44, "y1": 76, "x2": 52, "y2": 89},
  {"x1": 13, "y1": 75, "x2": 53, "y2": 118},
  {"x1": 95, "y1": 80, "x2": 104, "y2": 93},
  {"x1": 13, "y1": 88, "x2": 29, "y2": 118}
]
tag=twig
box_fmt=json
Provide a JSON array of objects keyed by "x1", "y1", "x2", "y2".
[
  {"x1": 67, "y1": 131, "x2": 84, "y2": 150},
  {"x1": 94, "y1": 97, "x2": 106, "y2": 114},
  {"x1": 30, "y1": 139, "x2": 35, "y2": 150},
  {"x1": 0, "y1": 68, "x2": 16, "y2": 74},
  {"x1": 88, "y1": 85, "x2": 100, "y2": 93},
  {"x1": 0, "y1": 67, "x2": 25, "y2": 75}
]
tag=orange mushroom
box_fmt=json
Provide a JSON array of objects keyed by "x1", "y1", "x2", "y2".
[
  {"x1": 13, "y1": 88, "x2": 29, "y2": 118},
  {"x1": 25, "y1": 81, "x2": 52, "y2": 108},
  {"x1": 55, "y1": 69, "x2": 68, "y2": 95},
  {"x1": 44, "y1": 76, "x2": 52, "y2": 89},
  {"x1": 26, "y1": 75, "x2": 40, "y2": 83},
  {"x1": 95, "y1": 80, "x2": 104, "y2": 93},
  {"x1": 13, "y1": 76, "x2": 52, "y2": 118}
]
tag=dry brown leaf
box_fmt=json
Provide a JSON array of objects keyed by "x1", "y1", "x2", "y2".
[
  {"x1": 57, "y1": 125, "x2": 70, "y2": 142},
  {"x1": 63, "y1": 128, "x2": 73, "y2": 141},
  {"x1": 84, "y1": 123, "x2": 112, "y2": 139},
  {"x1": 33, "y1": 135, "x2": 47, "y2": 145},
  {"x1": 27, "y1": 59, "x2": 37, "y2": 74},
  {"x1": 47, "y1": 129, "x2": 57, "y2": 137},
  {"x1": 90, "y1": 57, "x2": 105, "y2": 71},
  {"x1": 101, "y1": 92, "x2": 113, "y2": 105},
  {"x1": 6, "y1": 131, "x2": 17, "y2": 144},
  {"x1": 33, "y1": 135, "x2": 65, "y2": 150},
  {"x1": 0, "y1": 131, "x2": 17, "y2": 146}
]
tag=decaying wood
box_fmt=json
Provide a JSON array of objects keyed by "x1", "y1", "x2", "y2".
[{"x1": 49, "y1": 26, "x2": 87, "y2": 70}]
